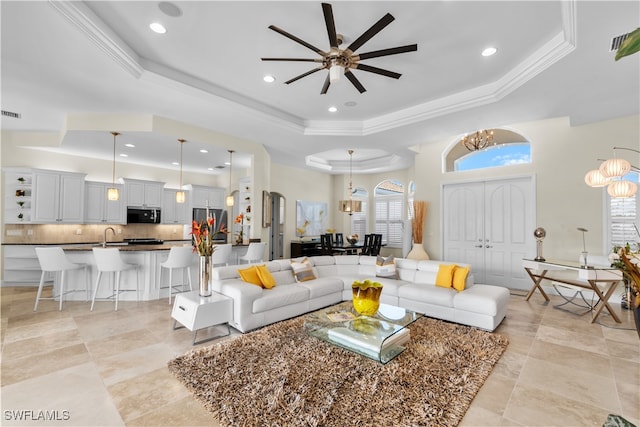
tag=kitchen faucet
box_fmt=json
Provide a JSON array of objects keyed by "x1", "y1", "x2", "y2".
[{"x1": 103, "y1": 227, "x2": 116, "y2": 248}]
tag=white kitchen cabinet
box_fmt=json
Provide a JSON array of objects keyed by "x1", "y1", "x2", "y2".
[
  {"x1": 186, "y1": 185, "x2": 225, "y2": 209},
  {"x1": 2, "y1": 245, "x2": 50, "y2": 285},
  {"x1": 32, "y1": 170, "x2": 86, "y2": 223},
  {"x1": 123, "y1": 178, "x2": 164, "y2": 208},
  {"x1": 84, "y1": 181, "x2": 125, "y2": 224},
  {"x1": 162, "y1": 189, "x2": 191, "y2": 224}
]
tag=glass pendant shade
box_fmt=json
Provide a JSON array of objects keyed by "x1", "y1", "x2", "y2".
[
  {"x1": 107, "y1": 187, "x2": 119, "y2": 201},
  {"x1": 599, "y1": 158, "x2": 631, "y2": 178},
  {"x1": 607, "y1": 180, "x2": 638, "y2": 198},
  {"x1": 226, "y1": 195, "x2": 234, "y2": 207},
  {"x1": 339, "y1": 199, "x2": 362, "y2": 214},
  {"x1": 175, "y1": 190, "x2": 186, "y2": 203},
  {"x1": 584, "y1": 169, "x2": 611, "y2": 187},
  {"x1": 329, "y1": 64, "x2": 343, "y2": 82}
]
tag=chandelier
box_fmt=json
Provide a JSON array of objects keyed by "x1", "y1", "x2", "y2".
[
  {"x1": 584, "y1": 147, "x2": 639, "y2": 198},
  {"x1": 461, "y1": 129, "x2": 494, "y2": 151},
  {"x1": 338, "y1": 149, "x2": 362, "y2": 216}
]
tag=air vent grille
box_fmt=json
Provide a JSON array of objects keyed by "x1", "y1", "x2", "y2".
[
  {"x1": 1, "y1": 110, "x2": 21, "y2": 119},
  {"x1": 611, "y1": 33, "x2": 630, "y2": 51}
]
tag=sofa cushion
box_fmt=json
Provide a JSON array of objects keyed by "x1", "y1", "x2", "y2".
[
  {"x1": 297, "y1": 277, "x2": 343, "y2": 298},
  {"x1": 291, "y1": 258, "x2": 316, "y2": 282},
  {"x1": 376, "y1": 255, "x2": 399, "y2": 279},
  {"x1": 454, "y1": 284, "x2": 510, "y2": 316},
  {"x1": 253, "y1": 284, "x2": 310, "y2": 313},
  {"x1": 398, "y1": 283, "x2": 456, "y2": 308}
]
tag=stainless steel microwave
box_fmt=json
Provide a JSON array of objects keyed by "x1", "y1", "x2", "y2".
[{"x1": 127, "y1": 207, "x2": 161, "y2": 224}]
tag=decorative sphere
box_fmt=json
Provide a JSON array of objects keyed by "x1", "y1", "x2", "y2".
[{"x1": 534, "y1": 227, "x2": 546, "y2": 240}]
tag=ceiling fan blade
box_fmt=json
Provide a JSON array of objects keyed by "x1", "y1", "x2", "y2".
[
  {"x1": 322, "y1": 3, "x2": 339, "y2": 49},
  {"x1": 353, "y1": 63, "x2": 402, "y2": 79},
  {"x1": 261, "y1": 58, "x2": 321, "y2": 62},
  {"x1": 344, "y1": 70, "x2": 366, "y2": 93},
  {"x1": 346, "y1": 13, "x2": 395, "y2": 53},
  {"x1": 284, "y1": 67, "x2": 325, "y2": 85},
  {"x1": 268, "y1": 25, "x2": 326, "y2": 55},
  {"x1": 320, "y1": 74, "x2": 331, "y2": 94},
  {"x1": 356, "y1": 44, "x2": 418, "y2": 61}
]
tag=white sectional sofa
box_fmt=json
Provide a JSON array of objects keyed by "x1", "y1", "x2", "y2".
[{"x1": 211, "y1": 255, "x2": 510, "y2": 333}]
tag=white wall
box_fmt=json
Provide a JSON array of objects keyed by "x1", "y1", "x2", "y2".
[{"x1": 414, "y1": 114, "x2": 640, "y2": 260}]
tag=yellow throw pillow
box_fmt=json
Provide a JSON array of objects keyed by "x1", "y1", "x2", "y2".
[
  {"x1": 256, "y1": 264, "x2": 276, "y2": 289},
  {"x1": 452, "y1": 265, "x2": 469, "y2": 292},
  {"x1": 238, "y1": 265, "x2": 263, "y2": 287},
  {"x1": 435, "y1": 264, "x2": 456, "y2": 288}
]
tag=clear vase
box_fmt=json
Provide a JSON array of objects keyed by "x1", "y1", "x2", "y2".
[
  {"x1": 406, "y1": 242, "x2": 430, "y2": 260},
  {"x1": 198, "y1": 255, "x2": 212, "y2": 297}
]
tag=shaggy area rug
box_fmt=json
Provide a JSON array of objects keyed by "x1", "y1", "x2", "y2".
[{"x1": 168, "y1": 311, "x2": 508, "y2": 427}]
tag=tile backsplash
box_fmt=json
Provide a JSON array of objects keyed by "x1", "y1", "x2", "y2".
[{"x1": 2, "y1": 223, "x2": 192, "y2": 245}]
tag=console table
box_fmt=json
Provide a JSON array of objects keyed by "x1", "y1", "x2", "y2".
[{"x1": 522, "y1": 258, "x2": 622, "y2": 323}]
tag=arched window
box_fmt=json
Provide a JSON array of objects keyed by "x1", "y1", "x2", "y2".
[
  {"x1": 350, "y1": 187, "x2": 368, "y2": 241},
  {"x1": 445, "y1": 129, "x2": 531, "y2": 172},
  {"x1": 374, "y1": 179, "x2": 404, "y2": 248}
]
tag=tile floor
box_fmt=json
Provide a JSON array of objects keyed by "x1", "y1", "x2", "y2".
[{"x1": 1, "y1": 286, "x2": 638, "y2": 426}]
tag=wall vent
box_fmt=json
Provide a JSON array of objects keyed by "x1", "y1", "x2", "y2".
[
  {"x1": 1, "y1": 110, "x2": 21, "y2": 119},
  {"x1": 610, "y1": 33, "x2": 630, "y2": 51}
]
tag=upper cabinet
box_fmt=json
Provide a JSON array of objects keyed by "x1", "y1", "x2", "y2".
[
  {"x1": 32, "y1": 170, "x2": 86, "y2": 223},
  {"x1": 162, "y1": 189, "x2": 191, "y2": 224},
  {"x1": 123, "y1": 179, "x2": 164, "y2": 208},
  {"x1": 186, "y1": 185, "x2": 225, "y2": 209},
  {"x1": 84, "y1": 181, "x2": 125, "y2": 224},
  {"x1": 3, "y1": 168, "x2": 33, "y2": 224}
]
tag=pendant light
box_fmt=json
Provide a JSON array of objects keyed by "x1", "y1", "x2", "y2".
[
  {"x1": 107, "y1": 131, "x2": 120, "y2": 201},
  {"x1": 175, "y1": 139, "x2": 186, "y2": 203},
  {"x1": 226, "y1": 149, "x2": 235, "y2": 207},
  {"x1": 338, "y1": 149, "x2": 362, "y2": 216}
]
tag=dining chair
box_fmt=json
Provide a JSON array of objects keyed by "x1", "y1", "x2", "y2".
[
  {"x1": 212, "y1": 243, "x2": 233, "y2": 266},
  {"x1": 320, "y1": 234, "x2": 345, "y2": 255},
  {"x1": 370, "y1": 234, "x2": 383, "y2": 256},
  {"x1": 335, "y1": 233, "x2": 344, "y2": 247},
  {"x1": 239, "y1": 242, "x2": 266, "y2": 264},
  {"x1": 359, "y1": 234, "x2": 373, "y2": 256},
  {"x1": 34, "y1": 247, "x2": 90, "y2": 311},
  {"x1": 91, "y1": 248, "x2": 140, "y2": 311},
  {"x1": 159, "y1": 246, "x2": 194, "y2": 304}
]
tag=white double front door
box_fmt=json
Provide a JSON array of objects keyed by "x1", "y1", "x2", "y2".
[{"x1": 442, "y1": 176, "x2": 535, "y2": 290}]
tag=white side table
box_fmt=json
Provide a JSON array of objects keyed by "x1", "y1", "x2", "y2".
[{"x1": 171, "y1": 290, "x2": 232, "y2": 345}]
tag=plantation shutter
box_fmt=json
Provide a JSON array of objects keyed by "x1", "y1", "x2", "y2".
[
  {"x1": 609, "y1": 194, "x2": 638, "y2": 247},
  {"x1": 374, "y1": 196, "x2": 403, "y2": 248},
  {"x1": 350, "y1": 200, "x2": 367, "y2": 241}
]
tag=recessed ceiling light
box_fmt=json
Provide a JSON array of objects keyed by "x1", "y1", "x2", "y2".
[
  {"x1": 328, "y1": 106, "x2": 338, "y2": 113},
  {"x1": 207, "y1": 167, "x2": 214, "y2": 171},
  {"x1": 150, "y1": 22, "x2": 167, "y2": 34},
  {"x1": 125, "y1": 143, "x2": 135, "y2": 148},
  {"x1": 224, "y1": 161, "x2": 231, "y2": 166},
  {"x1": 200, "y1": 149, "x2": 208, "y2": 153},
  {"x1": 171, "y1": 161, "x2": 179, "y2": 166},
  {"x1": 119, "y1": 154, "x2": 128, "y2": 158},
  {"x1": 482, "y1": 47, "x2": 497, "y2": 57},
  {"x1": 263, "y1": 75, "x2": 276, "y2": 83}
]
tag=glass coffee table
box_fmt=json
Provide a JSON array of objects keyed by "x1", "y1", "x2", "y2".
[{"x1": 304, "y1": 301, "x2": 422, "y2": 364}]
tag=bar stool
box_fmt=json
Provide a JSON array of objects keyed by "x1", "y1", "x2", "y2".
[
  {"x1": 34, "y1": 247, "x2": 90, "y2": 311},
  {"x1": 212, "y1": 243, "x2": 233, "y2": 266},
  {"x1": 239, "y1": 242, "x2": 266, "y2": 264},
  {"x1": 91, "y1": 248, "x2": 140, "y2": 311},
  {"x1": 159, "y1": 246, "x2": 194, "y2": 304}
]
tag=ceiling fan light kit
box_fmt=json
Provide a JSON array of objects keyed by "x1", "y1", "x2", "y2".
[{"x1": 262, "y1": 2, "x2": 417, "y2": 94}]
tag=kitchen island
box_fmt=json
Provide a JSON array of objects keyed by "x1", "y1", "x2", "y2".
[{"x1": 2, "y1": 242, "x2": 252, "y2": 304}]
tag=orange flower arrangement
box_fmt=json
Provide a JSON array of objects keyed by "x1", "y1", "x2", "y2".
[
  {"x1": 234, "y1": 213, "x2": 245, "y2": 244},
  {"x1": 191, "y1": 214, "x2": 227, "y2": 256}
]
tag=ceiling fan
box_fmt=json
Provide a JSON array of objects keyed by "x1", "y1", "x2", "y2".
[{"x1": 261, "y1": 2, "x2": 418, "y2": 94}]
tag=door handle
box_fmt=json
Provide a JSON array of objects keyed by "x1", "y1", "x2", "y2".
[
  {"x1": 474, "y1": 244, "x2": 483, "y2": 248},
  {"x1": 485, "y1": 245, "x2": 493, "y2": 248}
]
